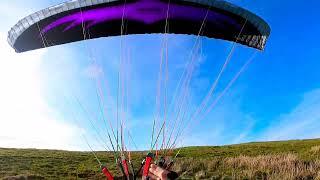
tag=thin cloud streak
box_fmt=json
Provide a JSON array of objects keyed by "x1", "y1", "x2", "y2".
[{"x1": 260, "y1": 89, "x2": 320, "y2": 141}]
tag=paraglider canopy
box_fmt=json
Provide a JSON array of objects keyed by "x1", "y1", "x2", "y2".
[{"x1": 7, "y1": 0, "x2": 270, "y2": 53}]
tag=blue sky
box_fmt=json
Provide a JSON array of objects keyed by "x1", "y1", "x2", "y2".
[{"x1": 0, "y1": 0, "x2": 319, "y2": 151}]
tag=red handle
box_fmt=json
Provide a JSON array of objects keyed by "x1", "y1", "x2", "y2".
[
  {"x1": 142, "y1": 156, "x2": 152, "y2": 178},
  {"x1": 102, "y1": 167, "x2": 114, "y2": 180},
  {"x1": 122, "y1": 159, "x2": 130, "y2": 177}
]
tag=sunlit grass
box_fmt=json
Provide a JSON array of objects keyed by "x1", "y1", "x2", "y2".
[{"x1": 1, "y1": 139, "x2": 320, "y2": 179}]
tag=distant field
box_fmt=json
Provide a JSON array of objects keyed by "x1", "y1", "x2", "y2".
[{"x1": 1, "y1": 139, "x2": 320, "y2": 179}]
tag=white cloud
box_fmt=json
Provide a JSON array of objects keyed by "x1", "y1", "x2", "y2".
[
  {"x1": 0, "y1": 1, "x2": 42, "y2": 31},
  {"x1": 0, "y1": 33, "x2": 83, "y2": 150},
  {"x1": 261, "y1": 89, "x2": 320, "y2": 141}
]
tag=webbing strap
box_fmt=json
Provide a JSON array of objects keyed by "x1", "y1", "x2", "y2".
[{"x1": 102, "y1": 167, "x2": 114, "y2": 180}]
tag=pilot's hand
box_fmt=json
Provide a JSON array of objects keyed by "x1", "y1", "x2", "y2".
[{"x1": 148, "y1": 164, "x2": 178, "y2": 180}]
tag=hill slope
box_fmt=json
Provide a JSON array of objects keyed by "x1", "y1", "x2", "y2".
[{"x1": 1, "y1": 139, "x2": 320, "y2": 179}]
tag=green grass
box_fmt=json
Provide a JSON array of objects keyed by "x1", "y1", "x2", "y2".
[{"x1": 1, "y1": 139, "x2": 320, "y2": 179}]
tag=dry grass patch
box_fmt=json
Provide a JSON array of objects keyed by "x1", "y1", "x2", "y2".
[
  {"x1": 173, "y1": 154, "x2": 320, "y2": 179},
  {"x1": 224, "y1": 154, "x2": 320, "y2": 179},
  {"x1": 310, "y1": 146, "x2": 320, "y2": 154}
]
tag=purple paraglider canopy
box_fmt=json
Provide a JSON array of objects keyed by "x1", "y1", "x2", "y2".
[{"x1": 8, "y1": 0, "x2": 270, "y2": 52}]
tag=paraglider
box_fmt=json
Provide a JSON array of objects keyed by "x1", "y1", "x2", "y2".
[{"x1": 7, "y1": 0, "x2": 270, "y2": 179}]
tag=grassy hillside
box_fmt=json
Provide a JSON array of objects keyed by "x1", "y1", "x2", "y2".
[{"x1": 1, "y1": 139, "x2": 320, "y2": 179}]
